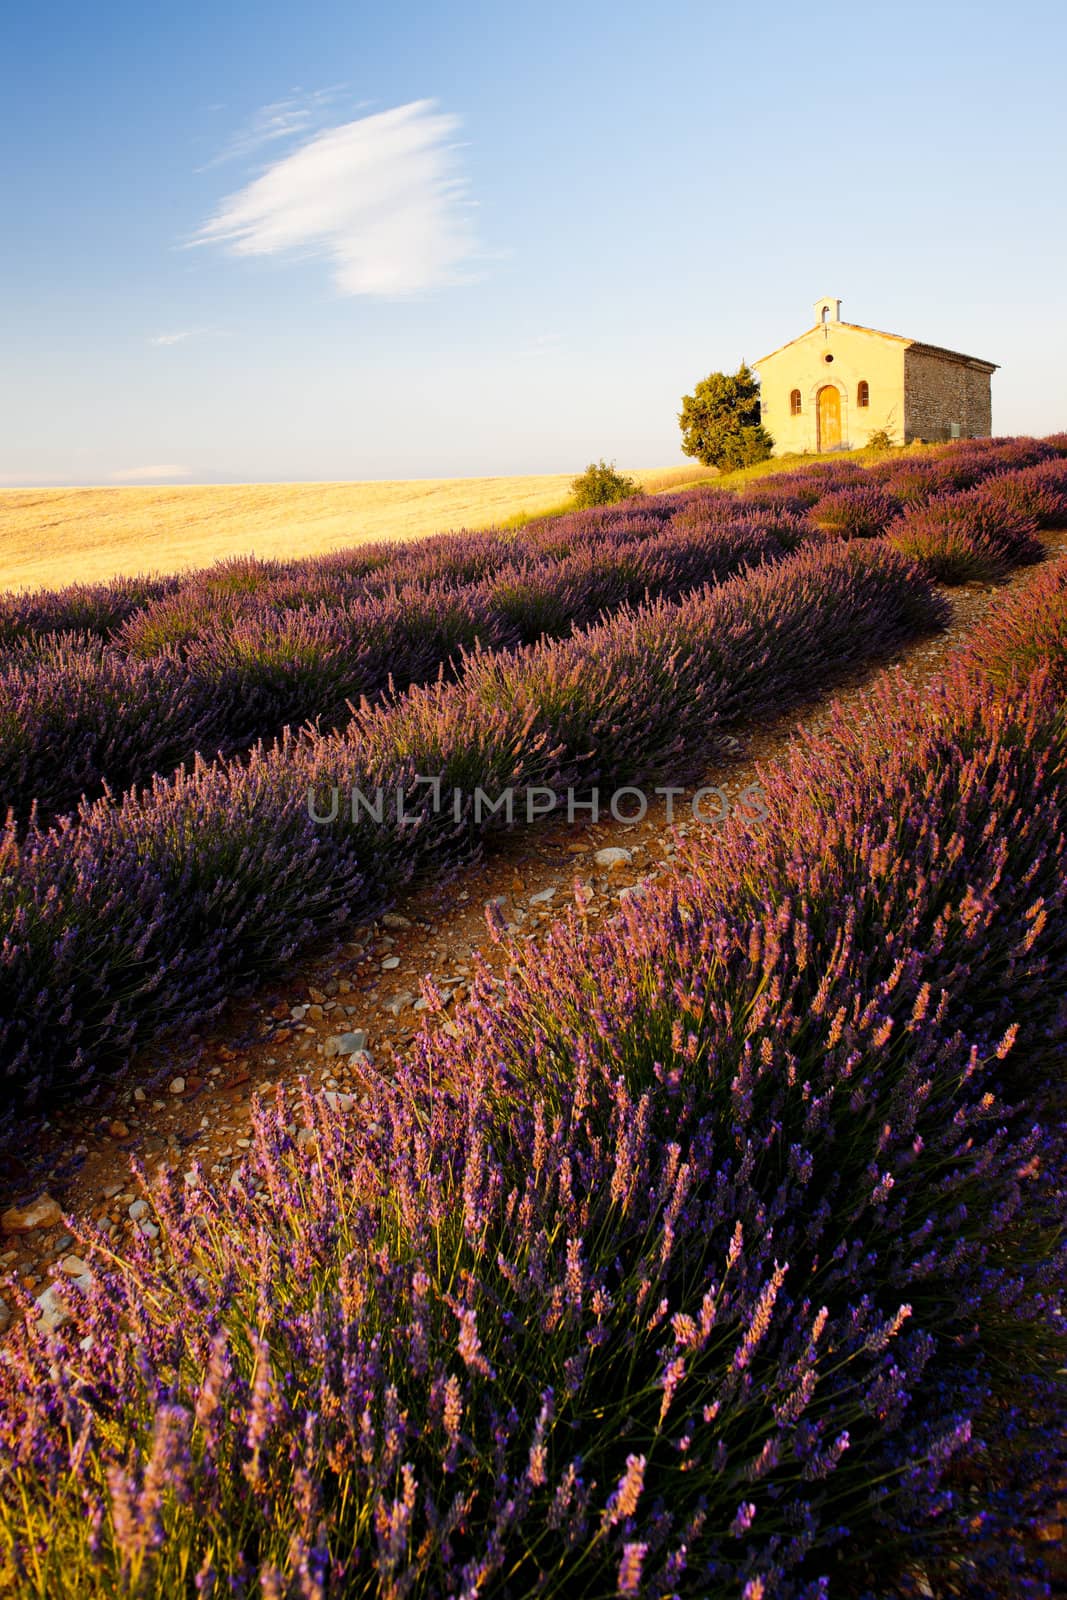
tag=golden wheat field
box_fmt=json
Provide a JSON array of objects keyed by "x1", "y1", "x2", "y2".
[{"x1": 0, "y1": 465, "x2": 719, "y2": 593}]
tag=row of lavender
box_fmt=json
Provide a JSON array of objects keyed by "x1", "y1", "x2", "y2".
[
  {"x1": 3, "y1": 563, "x2": 1066, "y2": 1596},
  {"x1": 728, "y1": 430, "x2": 1066, "y2": 519},
  {"x1": 1, "y1": 434, "x2": 1063, "y2": 657},
  {"x1": 0, "y1": 543, "x2": 944, "y2": 1150},
  {"x1": 84, "y1": 434, "x2": 1067, "y2": 644},
  {"x1": 688, "y1": 441, "x2": 1067, "y2": 578},
  {"x1": 0, "y1": 518, "x2": 793, "y2": 831},
  {"x1": 0, "y1": 507, "x2": 690, "y2": 655},
  {"x1": 5, "y1": 441, "x2": 1067, "y2": 831}
]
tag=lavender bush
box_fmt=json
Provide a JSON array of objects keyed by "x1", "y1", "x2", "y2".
[
  {"x1": 1, "y1": 663, "x2": 1063, "y2": 1597},
  {"x1": 669, "y1": 499, "x2": 811, "y2": 551},
  {"x1": 0, "y1": 638, "x2": 226, "y2": 829},
  {"x1": 519, "y1": 503, "x2": 677, "y2": 553},
  {"x1": 962, "y1": 552, "x2": 1067, "y2": 691},
  {"x1": 0, "y1": 751, "x2": 367, "y2": 1118},
  {"x1": 865, "y1": 460, "x2": 947, "y2": 507},
  {"x1": 867, "y1": 452, "x2": 999, "y2": 506},
  {"x1": 977, "y1": 463, "x2": 1067, "y2": 530},
  {"x1": 735, "y1": 463, "x2": 864, "y2": 515},
  {"x1": 886, "y1": 483, "x2": 1044, "y2": 583},
  {"x1": 0, "y1": 573, "x2": 181, "y2": 651},
  {"x1": 807, "y1": 485, "x2": 902, "y2": 540},
  {"x1": 733, "y1": 483, "x2": 819, "y2": 516},
  {"x1": 113, "y1": 515, "x2": 716, "y2": 661},
  {"x1": 112, "y1": 540, "x2": 511, "y2": 658}
]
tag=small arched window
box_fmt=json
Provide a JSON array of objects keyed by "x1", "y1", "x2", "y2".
[
  {"x1": 790, "y1": 389, "x2": 802, "y2": 416},
  {"x1": 857, "y1": 380, "x2": 870, "y2": 408}
]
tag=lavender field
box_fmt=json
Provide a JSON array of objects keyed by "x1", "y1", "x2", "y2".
[{"x1": 2, "y1": 437, "x2": 1067, "y2": 1597}]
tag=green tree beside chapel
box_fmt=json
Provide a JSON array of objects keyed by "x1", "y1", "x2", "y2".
[{"x1": 678, "y1": 362, "x2": 774, "y2": 470}]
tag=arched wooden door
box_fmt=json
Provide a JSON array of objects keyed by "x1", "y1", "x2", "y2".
[{"x1": 817, "y1": 385, "x2": 841, "y2": 450}]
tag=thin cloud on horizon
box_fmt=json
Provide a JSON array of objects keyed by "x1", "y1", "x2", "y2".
[
  {"x1": 110, "y1": 464, "x2": 191, "y2": 481},
  {"x1": 192, "y1": 99, "x2": 480, "y2": 297},
  {"x1": 148, "y1": 328, "x2": 231, "y2": 347}
]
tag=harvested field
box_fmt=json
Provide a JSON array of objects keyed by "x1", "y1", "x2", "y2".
[{"x1": 0, "y1": 465, "x2": 719, "y2": 592}]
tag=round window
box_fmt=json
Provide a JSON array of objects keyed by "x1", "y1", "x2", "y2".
[{"x1": 824, "y1": 353, "x2": 834, "y2": 364}]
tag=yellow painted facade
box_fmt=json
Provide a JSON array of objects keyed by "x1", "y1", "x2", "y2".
[{"x1": 755, "y1": 297, "x2": 996, "y2": 455}]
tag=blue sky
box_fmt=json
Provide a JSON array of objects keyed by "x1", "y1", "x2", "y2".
[{"x1": 2, "y1": 0, "x2": 1064, "y2": 485}]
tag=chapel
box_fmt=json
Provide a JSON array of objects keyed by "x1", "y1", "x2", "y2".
[{"x1": 755, "y1": 297, "x2": 997, "y2": 452}]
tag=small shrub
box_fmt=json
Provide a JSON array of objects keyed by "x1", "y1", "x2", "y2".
[
  {"x1": 568, "y1": 459, "x2": 641, "y2": 509},
  {"x1": 866, "y1": 427, "x2": 894, "y2": 451}
]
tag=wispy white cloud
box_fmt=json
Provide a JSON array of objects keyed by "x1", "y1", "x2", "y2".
[
  {"x1": 149, "y1": 327, "x2": 231, "y2": 348},
  {"x1": 110, "y1": 464, "x2": 191, "y2": 482},
  {"x1": 192, "y1": 100, "x2": 479, "y2": 297},
  {"x1": 202, "y1": 86, "x2": 345, "y2": 168}
]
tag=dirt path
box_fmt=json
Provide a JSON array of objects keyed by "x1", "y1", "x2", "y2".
[{"x1": 4, "y1": 537, "x2": 1066, "y2": 1324}]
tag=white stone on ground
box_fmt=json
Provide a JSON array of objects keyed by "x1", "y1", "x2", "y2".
[
  {"x1": 1, "y1": 1194, "x2": 63, "y2": 1233},
  {"x1": 594, "y1": 847, "x2": 632, "y2": 868}
]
